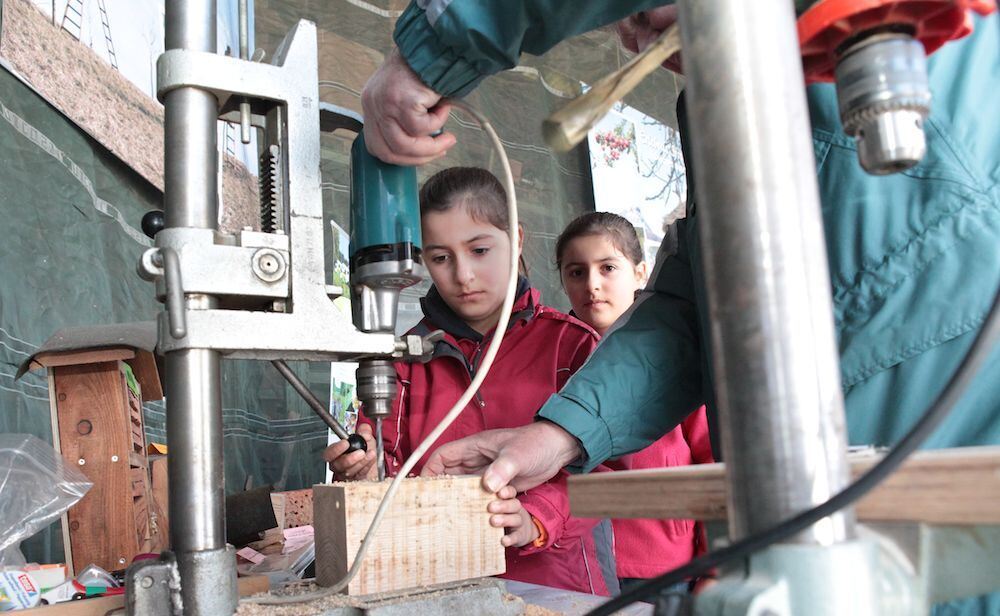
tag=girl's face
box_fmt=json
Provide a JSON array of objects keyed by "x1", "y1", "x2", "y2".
[
  {"x1": 422, "y1": 204, "x2": 522, "y2": 335},
  {"x1": 559, "y1": 234, "x2": 647, "y2": 336}
]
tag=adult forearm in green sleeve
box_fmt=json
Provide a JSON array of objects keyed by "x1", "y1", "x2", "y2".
[
  {"x1": 394, "y1": 0, "x2": 675, "y2": 97},
  {"x1": 537, "y1": 257, "x2": 704, "y2": 472}
]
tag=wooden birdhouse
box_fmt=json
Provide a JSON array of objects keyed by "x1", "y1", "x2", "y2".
[{"x1": 18, "y1": 322, "x2": 167, "y2": 574}]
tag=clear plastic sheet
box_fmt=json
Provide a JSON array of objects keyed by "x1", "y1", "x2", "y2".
[{"x1": 0, "y1": 435, "x2": 91, "y2": 566}]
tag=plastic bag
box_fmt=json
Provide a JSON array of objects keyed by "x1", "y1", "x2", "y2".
[{"x1": 0, "y1": 435, "x2": 92, "y2": 566}]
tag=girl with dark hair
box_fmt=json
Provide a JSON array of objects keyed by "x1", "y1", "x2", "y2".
[
  {"x1": 325, "y1": 167, "x2": 617, "y2": 596},
  {"x1": 556, "y1": 212, "x2": 715, "y2": 598}
]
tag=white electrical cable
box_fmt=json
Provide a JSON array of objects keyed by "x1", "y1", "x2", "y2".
[{"x1": 244, "y1": 99, "x2": 519, "y2": 606}]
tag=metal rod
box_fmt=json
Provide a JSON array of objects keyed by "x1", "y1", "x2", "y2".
[
  {"x1": 271, "y1": 359, "x2": 351, "y2": 441},
  {"x1": 376, "y1": 418, "x2": 385, "y2": 481},
  {"x1": 166, "y1": 346, "x2": 225, "y2": 553},
  {"x1": 677, "y1": 0, "x2": 854, "y2": 545},
  {"x1": 162, "y1": 2, "x2": 235, "y2": 614},
  {"x1": 238, "y1": 0, "x2": 251, "y2": 144},
  {"x1": 164, "y1": 88, "x2": 218, "y2": 228}
]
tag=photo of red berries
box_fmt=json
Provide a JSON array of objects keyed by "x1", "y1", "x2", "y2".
[{"x1": 593, "y1": 120, "x2": 638, "y2": 170}]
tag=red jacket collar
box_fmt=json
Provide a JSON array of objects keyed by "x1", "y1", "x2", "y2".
[{"x1": 417, "y1": 276, "x2": 537, "y2": 343}]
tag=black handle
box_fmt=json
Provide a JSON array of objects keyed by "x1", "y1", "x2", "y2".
[
  {"x1": 142, "y1": 210, "x2": 165, "y2": 239},
  {"x1": 346, "y1": 433, "x2": 368, "y2": 454}
]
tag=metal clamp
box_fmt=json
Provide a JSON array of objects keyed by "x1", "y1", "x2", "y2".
[
  {"x1": 139, "y1": 247, "x2": 186, "y2": 339},
  {"x1": 125, "y1": 551, "x2": 183, "y2": 616},
  {"x1": 398, "y1": 330, "x2": 445, "y2": 363}
]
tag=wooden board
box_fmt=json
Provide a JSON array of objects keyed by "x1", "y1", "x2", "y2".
[
  {"x1": 272, "y1": 488, "x2": 313, "y2": 528},
  {"x1": 33, "y1": 347, "x2": 135, "y2": 369},
  {"x1": 126, "y1": 350, "x2": 163, "y2": 401},
  {"x1": 53, "y1": 361, "x2": 137, "y2": 572},
  {"x1": 149, "y1": 455, "x2": 170, "y2": 543},
  {"x1": 568, "y1": 446, "x2": 1000, "y2": 525},
  {"x1": 314, "y1": 476, "x2": 505, "y2": 596}
]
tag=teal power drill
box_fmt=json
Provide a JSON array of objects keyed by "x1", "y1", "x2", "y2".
[{"x1": 349, "y1": 131, "x2": 424, "y2": 481}]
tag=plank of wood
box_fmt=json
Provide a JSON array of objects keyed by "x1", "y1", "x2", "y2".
[
  {"x1": 125, "y1": 350, "x2": 163, "y2": 401},
  {"x1": 53, "y1": 362, "x2": 136, "y2": 573},
  {"x1": 33, "y1": 347, "x2": 135, "y2": 369},
  {"x1": 314, "y1": 476, "x2": 505, "y2": 595},
  {"x1": 49, "y1": 370, "x2": 77, "y2": 577},
  {"x1": 277, "y1": 488, "x2": 313, "y2": 528},
  {"x1": 25, "y1": 575, "x2": 269, "y2": 615},
  {"x1": 568, "y1": 446, "x2": 1000, "y2": 525},
  {"x1": 149, "y1": 456, "x2": 170, "y2": 545}
]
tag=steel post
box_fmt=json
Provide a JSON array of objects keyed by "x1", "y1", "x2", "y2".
[
  {"x1": 676, "y1": 0, "x2": 854, "y2": 545},
  {"x1": 162, "y1": 1, "x2": 235, "y2": 614}
]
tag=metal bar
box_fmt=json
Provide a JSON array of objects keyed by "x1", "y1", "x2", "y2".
[
  {"x1": 162, "y1": 2, "x2": 235, "y2": 615},
  {"x1": 166, "y1": 344, "x2": 225, "y2": 553},
  {"x1": 271, "y1": 359, "x2": 351, "y2": 441},
  {"x1": 676, "y1": 0, "x2": 854, "y2": 545},
  {"x1": 238, "y1": 0, "x2": 251, "y2": 143}
]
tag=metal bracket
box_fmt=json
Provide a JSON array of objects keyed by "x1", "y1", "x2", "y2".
[
  {"x1": 148, "y1": 20, "x2": 412, "y2": 360},
  {"x1": 125, "y1": 552, "x2": 184, "y2": 616}
]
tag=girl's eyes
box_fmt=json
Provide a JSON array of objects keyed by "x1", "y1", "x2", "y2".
[
  {"x1": 428, "y1": 247, "x2": 489, "y2": 263},
  {"x1": 565, "y1": 264, "x2": 617, "y2": 278}
]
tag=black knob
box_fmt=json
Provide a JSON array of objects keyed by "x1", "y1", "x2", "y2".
[
  {"x1": 141, "y1": 210, "x2": 165, "y2": 239},
  {"x1": 345, "y1": 433, "x2": 368, "y2": 454}
]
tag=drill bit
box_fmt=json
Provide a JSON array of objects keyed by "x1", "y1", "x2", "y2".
[{"x1": 376, "y1": 418, "x2": 386, "y2": 481}]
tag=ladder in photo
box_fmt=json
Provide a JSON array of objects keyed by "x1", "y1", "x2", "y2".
[
  {"x1": 97, "y1": 0, "x2": 119, "y2": 70},
  {"x1": 61, "y1": 0, "x2": 119, "y2": 71},
  {"x1": 60, "y1": 0, "x2": 85, "y2": 40}
]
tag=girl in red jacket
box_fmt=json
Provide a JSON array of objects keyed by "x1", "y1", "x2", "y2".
[
  {"x1": 555, "y1": 212, "x2": 714, "y2": 599},
  {"x1": 324, "y1": 167, "x2": 618, "y2": 596}
]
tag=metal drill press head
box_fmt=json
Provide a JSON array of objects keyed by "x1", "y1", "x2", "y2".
[{"x1": 348, "y1": 132, "x2": 424, "y2": 335}]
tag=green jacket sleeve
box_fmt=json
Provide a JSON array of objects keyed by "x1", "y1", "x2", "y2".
[
  {"x1": 537, "y1": 223, "x2": 705, "y2": 472},
  {"x1": 394, "y1": 0, "x2": 674, "y2": 97}
]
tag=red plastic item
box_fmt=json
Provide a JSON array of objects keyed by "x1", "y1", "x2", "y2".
[{"x1": 797, "y1": 0, "x2": 996, "y2": 82}]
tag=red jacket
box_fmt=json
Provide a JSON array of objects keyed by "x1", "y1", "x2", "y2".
[
  {"x1": 605, "y1": 405, "x2": 714, "y2": 579},
  {"x1": 362, "y1": 282, "x2": 616, "y2": 595}
]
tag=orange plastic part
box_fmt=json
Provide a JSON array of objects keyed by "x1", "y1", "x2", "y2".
[{"x1": 797, "y1": 0, "x2": 996, "y2": 82}]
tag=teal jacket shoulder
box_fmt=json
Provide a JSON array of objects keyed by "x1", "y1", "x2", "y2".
[{"x1": 393, "y1": 0, "x2": 674, "y2": 96}]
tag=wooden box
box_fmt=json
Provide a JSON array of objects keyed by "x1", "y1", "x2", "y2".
[
  {"x1": 37, "y1": 347, "x2": 165, "y2": 573},
  {"x1": 314, "y1": 476, "x2": 505, "y2": 595}
]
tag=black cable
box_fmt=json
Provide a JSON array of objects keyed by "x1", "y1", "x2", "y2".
[{"x1": 586, "y1": 280, "x2": 1000, "y2": 616}]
